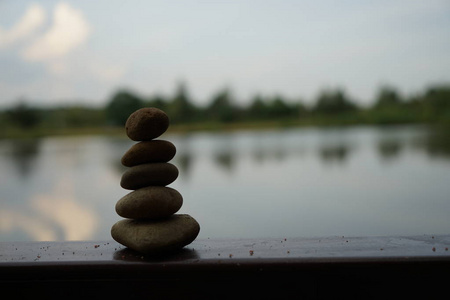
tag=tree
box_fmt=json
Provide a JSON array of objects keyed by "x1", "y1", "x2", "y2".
[
  {"x1": 248, "y1": 95, "x2": 269, "y2": 119},
  {"x1": 147, "y1": 94, "x2": 168, "y2": 112},
  {"x1": 423, "y1": 86, "x2": 450, "y2": 110},
  {"x1": 420, "y1": 85, "x2": 450, "y2": 121},
  {"x1": 313, "y1": 88, "x2": 357, "y2": 114},
  {"x1": 7, "y1": 101, "x2": 40, "y2": 129},
  {"x1": 267, "y1": 95, "x2": 294, "y2": 118},
  {"x1": 64, "y1": 106, "x2": 105, "y2": 128},
  {"x1": 374, "y1": 86, "x2": 402, "y2": 108},
  {"x1": 106, "y1": 90, "x2": 143, "y2": 126},
  {"x1": 168, "y1": 82, "x2": 197, "y2": 123},
  {"x1": 294, "y1": 101, "x2": 309, "y2": 118},
  {"x1": 207, "y1": 88, "x2": 237, "y2": 122}
]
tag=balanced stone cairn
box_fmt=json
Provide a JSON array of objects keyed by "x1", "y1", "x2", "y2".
[{"x1": 111, "y1": 107, "x2": 200, "y2": 254}]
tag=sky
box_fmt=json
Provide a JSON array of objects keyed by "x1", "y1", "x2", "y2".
[{"x1": 0, "y1": 0, "x2": 449, "y2": 108}]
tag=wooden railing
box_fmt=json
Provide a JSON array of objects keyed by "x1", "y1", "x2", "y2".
[{"x1": 1, "y1": 235, "x2": 449, "y2": 298}]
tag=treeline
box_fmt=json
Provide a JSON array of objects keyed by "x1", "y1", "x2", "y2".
[
  {"x1": 104, "y1": 83, "x2": 303, "y2": 126},
  {"x1": 1, "y1": 83, "x2": 450, "y2": 136}
]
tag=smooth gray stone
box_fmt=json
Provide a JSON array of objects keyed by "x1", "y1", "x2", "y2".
[
  {"x1": 111, "y1": 214, "x2": 200, "y2": 254},
  {"x1": 121, "y1": 140, "x2": 176, "y2": 167},
  {"x1": 120, "y1": 163, "x2": 178, "y2": 190},
  {"x1": 125, "y1": 107, "x2": 169, "y2": 141},
  {"x1": 115, "y1": 186, "x2": 182, "y2": 219}
]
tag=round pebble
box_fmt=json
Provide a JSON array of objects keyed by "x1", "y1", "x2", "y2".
[
  {"x1": 121, "y1": 140, "x2": 176, "y2": 167},
  {"x1": 111, "y1": 214, "x2": 200, "y2": 254},
  {"x1": 125, "y1": 108, "x2": 169, "y2": 141},
  {"x1": 120, "y1": 163, "x2": 179, "y2": 190},
  {"x1": 115, "y1": 186, "x2": 182, "y2": 219}
]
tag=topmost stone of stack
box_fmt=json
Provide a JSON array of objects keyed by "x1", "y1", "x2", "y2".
[{"x1": 125, "y1": 108, "x2": 169, "y2": 141}]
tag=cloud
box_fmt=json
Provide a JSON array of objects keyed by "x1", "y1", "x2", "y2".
[
  {"x1": 0, "y1": 209, "x2": 57, "y2": 241},
  {"x1": 0, "y1": 3, "x2": 46, "y2": 49},
  {"x1": 31, "y1": 178, "x2": 98, "y2": 240},
  {"x1": 0, "y1": 177, "x2": 98, "y2": 241},
  {"x1": 22, "y1": 2, "x2": 90, "y2": 62}
]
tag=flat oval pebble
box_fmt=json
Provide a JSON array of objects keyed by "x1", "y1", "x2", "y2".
[
  {"x1": 120, "y1": 163, "x2": 178, "y2": 190},
  {"x1": 115, "y1": 186, "x2": 182, "y2": 219},
  {"x1": 125, "y1": 107, "x2": 169, "y2": 141},
  {"x1": 111, "y1": 214, "x2": 200, "y2": 254},
  {"x1": 121, "y1": 140, "x2": 176, "y2": 167}
]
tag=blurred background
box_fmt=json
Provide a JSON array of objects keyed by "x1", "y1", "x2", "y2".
[{"x1": 1, "y1": 1, "x2": 450, "y2": 242}]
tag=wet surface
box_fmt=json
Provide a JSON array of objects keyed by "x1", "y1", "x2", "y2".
[
  {"x1": 2, "y1": 235, "x2": 449, "y2": 299},
  {"x1": 1, "y1": 235, "x2": 450, "y2": 263}
]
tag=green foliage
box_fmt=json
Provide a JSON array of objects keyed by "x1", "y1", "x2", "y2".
[
  {"x1": 367, "y1": 85, "x2": 450, "y2": 124},
  {"x1": 314, "y1": 89, "x2": 357, "y2": 114},
  {"x1": 6, "y1": 101, "x2": 41, "y2": 129},
  {"x1": 247, "y1": 94, "x2": 302, "y2": 120},
  {"x1": 146, "y1": 94, "x2": 169, "y2": 112},
  {"x1": 43, "y1": 106, "x2": 106, "y2": 128},
  {"x1": 248, "y1": 95, "x2": 270, "y2": 119},
  {"x1": 1, "y1": 82, "x2": 450, "y2": 138},
  {"x1": 367, "y1": 86, "x2": 408, "y2": 124},
  {"x1": 374, "y1": 85, "x2": 402, "y2": 108},
  {"x1": 106, "y1": 90, "x2": 144, "y2": 125},
  {"x1": 267, "y1": 95, "x2": 297, "y2": 118},
  {"x1": 420, "y1": 86, "x2": 450, "y2": 121},
  {"x1": 168, "y1": 82, "x2": 197, "y2": 123},
  {"x1": 207, "y1": 88, "x2": 237, "y2": 122}
]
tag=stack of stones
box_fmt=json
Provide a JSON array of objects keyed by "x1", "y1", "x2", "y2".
[{"x1": 111, "y1": 107, "x2": 200, "y2": 254}]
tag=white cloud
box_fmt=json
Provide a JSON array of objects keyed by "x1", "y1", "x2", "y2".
[
  {"x1": 0, "y1": 3, "x2": 46, "y2": 49},
  {"x1": 0, "y1": 209, "x2": 57, "y2": 241},
  {"x1": 0, "y1": 177, "x2": 98, "y2": 241},
  {"x1": 31, "y1": 178, "x2": 98, "y2": 240},
  {"x1": 22, "y1": 2, "x2": 90, "y2": 62}
]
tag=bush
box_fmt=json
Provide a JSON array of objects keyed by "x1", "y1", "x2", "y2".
[{"x1": 106, "y1": 90, "x2": 144, "y2": 125}]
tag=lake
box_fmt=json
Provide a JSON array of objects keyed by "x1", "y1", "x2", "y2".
[{"x1": 1, "y1": 125, "x2": 450, "y2": 242}]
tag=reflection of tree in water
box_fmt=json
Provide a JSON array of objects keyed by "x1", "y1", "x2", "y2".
[
  {"x1": 172, "y1": 135, "x2": 194, "y2": 180},
  {"x1": 273, "y1": 147, "x2": 287, "y2": 161},
  {"x1": 7, "y1": 139, "x2": 41, "y2": 178},
  {"x1": 251, "y1": 147, "x2": 288, "y2": 163},
  {"x1": 211, "y1": 134, "x2": 236, "y2": 173},
  {"x1": 318, "y1": 144, "x2": 351, "y2": 164},
  {"x1": 214, "y1": 150, "x2": 235, "y2": 173},
  {"x1": 377, "y1": 139, "x2": 403, "y2": 161},
  {"x1": 415, "y1": 127, "x2": 450, "y2": 159},
  {"x1": 176, "y1": 152, "x2": 193, "y2": 180},
  {"x1": 250, "y1": 135, "x2": 290, "y2": 164},
  {"x1": 252, "y1": 147, "x2": 265, "y2": 164},
  {"x1": 375, "y1": 126, "x2": 450, "y2": 162}
]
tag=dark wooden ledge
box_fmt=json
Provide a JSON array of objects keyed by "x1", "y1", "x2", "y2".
[{"x1": 1, "y1": 235, "x2": 450, "y2": 298}]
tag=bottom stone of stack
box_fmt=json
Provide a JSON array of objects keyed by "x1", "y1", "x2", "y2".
[{"x1": 111, "y1": 214, "x2": 200, "y2": 254}]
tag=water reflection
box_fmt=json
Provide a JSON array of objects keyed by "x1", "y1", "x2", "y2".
[
  {"x1": 214, "y1": 151, "x2": 235, "y2": 173},
  {"x1": 250, "y1": 132, "x2": 297, "y2": 164},
  {"x1": 1, "y1": 177, "x2": 98, "y2": 241},
  {"x1": 1, "y1": 125, "x2": 450, "y2": 241},
  {"x1": 377, "y1": 139, "x2": 404, "y2": 161},
  {"x1": 413, "y1": 127, "x2": 450, "y2": 159},
  {"x1": 212, "y1": 134, "x2": 236, "y2": 173},
  {"x1": 174, "y1": 135, "x2": 195, "y2": 180},
  {"x1": 3, "y1": 139, "x2": 41, "y2": 177},
  {"x1": 318, "y1": 144, "x2": 352, "y2": 165}
]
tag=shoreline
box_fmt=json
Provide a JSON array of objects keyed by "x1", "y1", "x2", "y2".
[{"x1": 0, "y1": 118, "x2": 446, "y2": 140}]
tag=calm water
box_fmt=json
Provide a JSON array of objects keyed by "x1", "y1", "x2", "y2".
[{"x1": 1, "y1": 125, "x2": 450, "y2": 242}]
